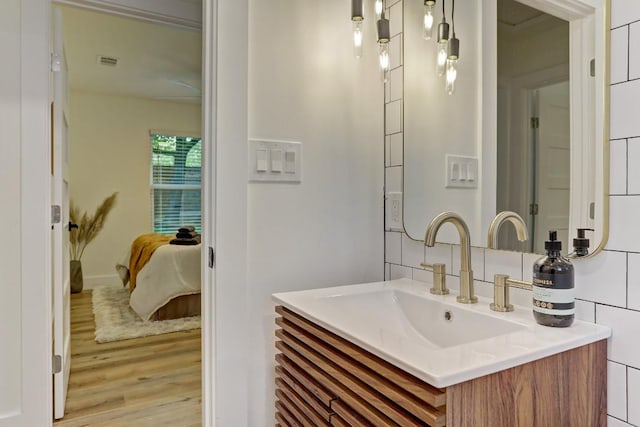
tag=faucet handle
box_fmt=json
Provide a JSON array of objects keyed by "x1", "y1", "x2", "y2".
[
  {"x1": 490, "y1": 274, "x2": 533, "y2": 312},
  {"x1": 420, "y1": 262, "x2": 449, "y2": 295}
]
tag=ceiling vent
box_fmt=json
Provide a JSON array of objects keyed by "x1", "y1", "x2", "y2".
[{"x1": 97, "y1": 55, "x2": 118, "y2": 67}]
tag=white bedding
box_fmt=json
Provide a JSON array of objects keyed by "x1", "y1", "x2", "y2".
[{"x1": 116, "y1": 243, "x2": 201, "y2": 320}]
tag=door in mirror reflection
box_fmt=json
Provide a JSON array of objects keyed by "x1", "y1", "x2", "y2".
[{"x1": 496, "y1": 0, "x2": 570, "y2": 252}]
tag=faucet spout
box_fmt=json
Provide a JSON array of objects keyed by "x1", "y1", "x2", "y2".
[
  {"x1": 487, "y1": 211, "x2": 529, "y2": 250},
  {"x1": 424, "y1": 212, "x2": 477, "y2": 304}
]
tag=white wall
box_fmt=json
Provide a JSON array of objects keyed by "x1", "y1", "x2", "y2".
[
  {"x1": 386, "y1": 1, "x2": 640, "y2": 425},
  {"x1": 68, "y1": 91, "x2": 200, "y2": 285},
  {"x1": 217, "y1": 0, "x2": 384, "y2": 424}
]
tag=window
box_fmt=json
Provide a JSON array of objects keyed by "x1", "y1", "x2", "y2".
[{"x1": 151, "y1": 133, "x2": 202, "y2": 234}]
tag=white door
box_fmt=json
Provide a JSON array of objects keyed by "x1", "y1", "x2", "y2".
[
  {"x1": 52, "y1": 7, "x2": 71, "y2": 420},
  {"x1": 534, "y1": 81, "x2": 571, "y2": 253}
]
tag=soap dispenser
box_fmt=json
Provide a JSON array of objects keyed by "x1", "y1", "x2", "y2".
[
  {"x1": 532, "y1": 230, "x2": 574, "y2": 327},
  {"x1": 567, "y1": 228, "x2": 594, "y2": 258}
]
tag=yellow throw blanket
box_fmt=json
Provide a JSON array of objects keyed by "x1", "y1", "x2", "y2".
[{"x1": 128, "y1": 233, "x2": 173, "y2": 291}]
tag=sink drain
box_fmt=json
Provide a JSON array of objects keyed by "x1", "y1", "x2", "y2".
[{"x1": 444, "y1": 310, "x2": 453, "y2": 321}]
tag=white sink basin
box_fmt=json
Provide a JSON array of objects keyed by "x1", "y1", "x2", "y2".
[{"x1": 273, "y1": 278, "x2": 611, "y2": 387}]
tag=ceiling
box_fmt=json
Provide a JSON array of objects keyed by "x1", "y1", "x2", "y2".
[
  {"x1": 498, "y1": 0, "x2": 545, "y2": 27},
  {"x1": 60, "y1": 5, "x2": 202, "y2": 103}
]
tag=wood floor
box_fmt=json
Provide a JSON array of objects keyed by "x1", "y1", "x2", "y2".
[{"x1": 54, "y1": 290, "x2": 202, "y2": 427}]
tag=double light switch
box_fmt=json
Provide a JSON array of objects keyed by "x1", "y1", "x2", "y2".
[{"x1": 249, "y1": 140, "x2": 302, "y2": 182}]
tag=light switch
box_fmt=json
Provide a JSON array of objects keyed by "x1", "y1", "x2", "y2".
[
  {"x1": 284, "y1": 151, "x2": 296, "y2": 173},
  {"x1": 271, "y1": 149, "x2": 283, "y2": 172},
  {"x1": 446, "y1": 154, "x2": 478, "y2": 188},
  {"x1": 256, "y1": 149, "x2": 268, "y2": 172}
]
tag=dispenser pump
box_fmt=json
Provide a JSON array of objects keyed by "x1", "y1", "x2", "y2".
[
  {"x1": 571, "y1": 228, "x2": 594, "y2": 257},
  {"x1": 545, "y1": 230, "x2": 562, "y2": 254}
]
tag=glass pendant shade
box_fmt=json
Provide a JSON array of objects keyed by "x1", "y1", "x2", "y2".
[
  {"x1": 445, "y1": 36, "x2": 459, "y2": 95},
  {"x1": 436, "y1": 21, "x2": 449, "y2": 76},
  {"x1": 377, "y1": 11, "x2": 391, "y2": 81},
  {"x1": 351, "y1": 0, "x2": 364, "y2": 59},
  {"x1": 375, "y1": 0, "x2": 383, "y2": 19},
  {"x1": 423, "y1": 1, "x2": 436, "y2": 40},
  {"x1": 353, "y1": 20, "x2": 363, "y2": 58}
]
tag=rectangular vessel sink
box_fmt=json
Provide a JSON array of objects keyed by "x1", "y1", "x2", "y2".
[{"x1": 273, "y1": 278, "x2": 611, "y2": 387}]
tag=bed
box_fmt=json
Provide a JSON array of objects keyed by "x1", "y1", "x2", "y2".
[{"x1": 116, "y1": 235, "x2": 201, "y2": 321}]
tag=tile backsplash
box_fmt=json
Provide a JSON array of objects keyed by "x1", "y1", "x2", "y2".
[{"x1": 383, "y1": 1, "x2": 640, "y2": 424}]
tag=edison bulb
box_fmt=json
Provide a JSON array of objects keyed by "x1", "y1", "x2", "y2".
[
  {"x1": 375, "y1": 0, "x2": 383, "y2": 19},
  {"x1": 436, "y1": 41, "x2": 448, "y2": 76},
  {"x1": 423, "y1": 4, "x2": 435, "y2": 40},
  {"x1": 445, "y1": 58, "x2": 458, "y2": 95},
  {"x1": 353, "y1": 20, "x2": 363, "y2": 58},
  {"x1": 379, "y1": 42, "x2": 390, "y2": 81}
]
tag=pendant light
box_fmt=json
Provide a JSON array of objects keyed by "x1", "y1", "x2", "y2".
[
  {"x1": 351, "y1": 0, "x2": 364, "y2": 58},
  {"x1": 375, "y1": 0, "x2": 383, "y2": 19},
  {"x1": 377, "y1": 8, "x2": 391, "y2": 82},
  {"x1": 435, "y1": 0, "x2": 449, "y2": 76},
  {"x1": 445, "y1": 0, "x2": 459, "y2": 95},
  {"x1": 423, "y1": 1, "x2": 436, "y2": 40}
]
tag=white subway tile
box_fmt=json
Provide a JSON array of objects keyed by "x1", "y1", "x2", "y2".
[
  {"x1": 629, "y1": 367, "x2": 640, "y2": 425},
  {"x1": 385, "y1": 166, "x2": 402, "y2": 193},
  {"x1": 385, "y1": 231, "x2": 402, "y2": 264},
  {"x1": 631, "y1": 23, "x2": 640, "y2": 81},
  {"x1": 385, "y1": 135, "x2": 391, "y2": 167},
  {"x1": 522, "y1": 253, "x2": 542, "y2": 283},
  {"x1": 610, "y1": 139, "x2": 627, "y2": 195},
  {"x1": 608, "y1": 196, "x2": 640, "y2": 252},
  {"x1": 509, "y1": 287, "x2": 534, "y2": 308},
  {"x1": 611, "y1": 0, "x2": 640, "y2": 28},
  {"x1": 389, "y1": 1, "x2": 403, "y2": 37},
  {"x1": 597, "y1": 304, "x2": 640, "y2": 369},
  {"x1": 389, "y1": 66, "x2": 403, "y2": 102},
  {"x1": 390, "y1": 133, "x2": 403, "y2": 166},
  {"x1": 385, "y1": 77, "x2": 391, "y2": 104},
  {"x1": 385, "y1": 263, "x2": 391, "y2": 280},
  {"x1": 389, "y1": 35, "x2": 402, "y2": 69},
  {"x1": 424, "y1": 243, "x2": 453, "y2": 275},
  {"x1": 608, "y1": 361, "x2": 628, "y2": 420},
  {"x1": 385, "y1": 100, "x2": 402, "y2": 135},
  {"x1": 445, "y1": 274, "x2": 461, "y2": 293},
  {"x1": 485, "y1": 249, "x2": 523, "y2": 282},
  {"x1": 575, "y1": 299, "x2": 596, "y2": 322},
  {"x1": 629, "y1": 253, "x2": 640, "y2": 310},
  {"x1": 611, "y1": 80, "x2": 640, "y2": 140},
  {"x1": 574, "y1": 251, "x2": 627, "y2": 307},
  {"x1": 627, "y1": 138, "x2": 640, "y2": 194},
  {"x1": 402, "y1": 233, "x2": 425, "y2": 268},
  {"x1": 452, "y1": 246, "x2": 485, "y2": 282},
  {"x1": 473, "y1": 280, "x2": 493, "y2": 300},
  {"x1": 607, "y1": 416, "x2": 633, "y2": 427},
  {"x1": 412, "y1": 268, "x2": 431, "y2": 284},
  {"x1": 611, "y1": 26, "x2": 629, "y2": 84},
  {"x1": 390, "y1": 263, "x2": 412, "y2": 280}
]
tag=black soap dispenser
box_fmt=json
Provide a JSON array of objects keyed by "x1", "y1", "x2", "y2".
[
  {"x1": 568, "y1": 228, "x2": 595, "y2": 258},
  {"x1": 532, "y1": 230, "x2": 575, "y2": 327}
]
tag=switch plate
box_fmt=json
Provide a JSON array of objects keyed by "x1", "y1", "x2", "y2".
[
  {"x1": 387, "y1": 192, "x2": 403, "y2": 231},
  {"x1": 445, "y1": 155, "x2": 478, "y2": 189},
  {"x1": 249, "y1": 139, "x2": 302, "y2": 183}
]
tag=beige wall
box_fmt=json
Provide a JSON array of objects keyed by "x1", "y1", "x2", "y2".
[{"x1": 69, "y1": 90, "x2": 200, "y2": 284}]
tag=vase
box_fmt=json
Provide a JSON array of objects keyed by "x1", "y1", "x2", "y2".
[{"x1": 70, "y1": 260, "x2": 83, "y2": 293}]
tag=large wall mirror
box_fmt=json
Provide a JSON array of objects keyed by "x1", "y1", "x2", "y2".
[{"x1": 402, "y1": 0, "x2": 609, "y2": 256}]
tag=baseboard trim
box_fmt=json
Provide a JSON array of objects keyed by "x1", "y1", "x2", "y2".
[{"x1": 83, "y1": 274, "x2": 122, "y2": 289}]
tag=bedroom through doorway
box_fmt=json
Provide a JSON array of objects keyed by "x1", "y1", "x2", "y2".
[{"x1": 52, "y1": 3, "x2": 205, "y2": 424}]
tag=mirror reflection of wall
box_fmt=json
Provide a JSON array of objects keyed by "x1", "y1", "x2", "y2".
[{"x1": 496, "y1": 0, "x2": 569, "y2": 253}]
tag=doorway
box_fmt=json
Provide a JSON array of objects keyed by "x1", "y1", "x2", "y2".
[{"x1": 51, "y1": 3, "x2": 209, "y2": 423}]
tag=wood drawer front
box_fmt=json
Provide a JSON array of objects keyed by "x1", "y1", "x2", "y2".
[
  {"x1": 275, "y1": 306, "x2": 446, "y2": 427},
  {"x1": 276, "y1": 306, "x2": 446, "y2": 408}
]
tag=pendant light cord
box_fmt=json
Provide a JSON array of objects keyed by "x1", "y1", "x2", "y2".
[{"x1": 451, "y1": 0, "x2": 455, "y2": 36}]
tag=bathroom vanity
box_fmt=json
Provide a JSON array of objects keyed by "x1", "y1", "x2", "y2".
[{"x1": 272, "y1": 279, "x2": 610, "y2": 426}]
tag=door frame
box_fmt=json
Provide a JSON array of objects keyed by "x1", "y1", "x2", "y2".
[{"x1": 20, "y1": 0, "x2": 217, "y2": 424}]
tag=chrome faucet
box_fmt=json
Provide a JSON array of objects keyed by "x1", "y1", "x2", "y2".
[
  {"x1": 487, "y1": 211, "x2": 529, "y2": 250},
  {"x1": 424, "y1": 212, "x2": 477, "y2": 304}
]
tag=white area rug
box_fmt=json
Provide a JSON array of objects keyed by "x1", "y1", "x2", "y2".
[{"x1": 92, "y1": 286, "x2": 200, "y2": 343}]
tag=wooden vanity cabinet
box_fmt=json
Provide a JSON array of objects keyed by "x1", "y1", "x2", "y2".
[{"x1": 274, "y1": 305, "x2": 607, "y2": 427}]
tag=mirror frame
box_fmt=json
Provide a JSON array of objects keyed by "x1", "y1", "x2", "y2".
[{"x1": 400, "y1": 0, "x2": 610, "y2": 259}]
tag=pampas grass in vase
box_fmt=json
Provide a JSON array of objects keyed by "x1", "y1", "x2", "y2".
[{"x1": 69, "y1": 192, "x2": 118, "y2": 292}]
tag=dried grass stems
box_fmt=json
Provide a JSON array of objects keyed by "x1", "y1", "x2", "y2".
[{"x1": 69, "y1": 192, "x2": 118, "y2": 261}]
